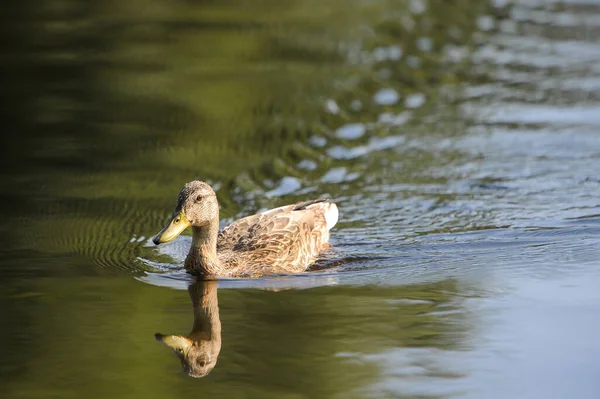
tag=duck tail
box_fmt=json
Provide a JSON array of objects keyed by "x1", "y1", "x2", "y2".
[{"x1": 324, "y1": 203, "x2": 338, "y2": 230}]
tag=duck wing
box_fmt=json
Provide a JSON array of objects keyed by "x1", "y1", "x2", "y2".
[
  {"x1": 221, "y1": 199, "x2": 338, "y2": 274},
  {"x1": 217, "y1": 198, "x2": 331, "y2": 252}
]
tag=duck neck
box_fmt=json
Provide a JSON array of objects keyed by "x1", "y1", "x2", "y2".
[
  {"x1": 185, "y1": 217, "x2": 222, "y2": 277},
  {"x1": 188, "y1": 281, "x2": 221, "y2": 341}
]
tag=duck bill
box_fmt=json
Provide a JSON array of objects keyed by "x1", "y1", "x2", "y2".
[
  {"x1": 155, "y1": 333, "x2": 193, "y2": 357},
  {"x1": 153, "y1": 210, "x2": 190, "y2": 245}
]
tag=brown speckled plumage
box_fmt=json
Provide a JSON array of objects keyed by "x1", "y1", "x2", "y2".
[{"x1": 154, "y1": 181, "x2": 338, "y2": 278}]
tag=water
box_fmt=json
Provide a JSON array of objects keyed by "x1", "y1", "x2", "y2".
[{"x1": 1, "y1": 0, "x2": 600, "y2": 398}]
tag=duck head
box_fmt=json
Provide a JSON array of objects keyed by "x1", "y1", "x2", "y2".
[
  {"x1": 153, "y1": 181, "x2": 219, "y2": 245},
  {"x1": 154, "y1": 333, "x2": 218, "y2": 378}
]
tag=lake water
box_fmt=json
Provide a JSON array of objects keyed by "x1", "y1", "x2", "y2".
[{"x1": 2, "y1": 1, "x2": 600, "y2": 398}]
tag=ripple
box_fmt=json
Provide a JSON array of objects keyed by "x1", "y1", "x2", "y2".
[
  {"x1": 416, "y1": 37, "x2": 433, "y2": 52},
  {"x1": 324, "y1": 99, "x2": 340, "y2": 114},
  {"x1": 327, "y1": 145, "x2": 370, "y2": 160},
  {"x1": 480, "y1": 104, "x2": 600, "y2": 126},
  {"x1": 297, "y1": 159, "x2": 318, "y2": 171},
  {"x1": 374, "y1": 45, "x2": 403, "y2": 62},
  {"x1": 373, "y1": 88, "x2": 400, "y2": 106},
  {"x1": 378, "y1": 111, "x2": 411, "y2": 125},
  {"x1": 404, "y1": 93, "x2": 426, "y2": 109},
  {"x1": 335, "y1": 123, "x2": 366, "y2": 140},
  {"x1": 476, "y1": 15, "x2": 495, "y2": 31},
  {"x1": 265, "y1": 176, "x2": 302, "y2": 197},
  {"x1": 136, "y1": 272, "x2": 342, "y2": 291},
  {"x1": 321, "y1": 167, "x2": 360, "y2": 184},
  {"x1": 309, "y1": 135, "x2": 327, "y2": 147}
]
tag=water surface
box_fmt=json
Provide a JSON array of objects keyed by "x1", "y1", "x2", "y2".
[{"x1": 1, "y1": 1, "x2": 600, "y2": 398}]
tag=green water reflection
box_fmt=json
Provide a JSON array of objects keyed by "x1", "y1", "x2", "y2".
[
  {"x1": 2, "y1": 276, "x2": 466, "y2": 398},
  {"x1": 1, "y1": 0, "x2": 485, "y2": 277},
  {"x1": 3, "y1": 0, "x2": 600, "y2": 398}
]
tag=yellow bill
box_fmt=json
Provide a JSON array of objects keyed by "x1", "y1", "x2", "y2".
[
  {"x1": 153, "y1": 210, "x2": 190, "y2": 245},
  {"x1": 155, "y1": 333, "x2": 193, "y2": 357}
]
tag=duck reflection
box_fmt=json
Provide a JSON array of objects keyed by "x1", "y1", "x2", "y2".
[{"x1": 155, "y1": 280, "x2": 221, "y2": 378}]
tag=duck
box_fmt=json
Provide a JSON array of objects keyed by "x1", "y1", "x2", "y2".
[
  {"x1": 155, "y1": 281, "x2": 221, "y2": 378},
  {"x1": 152, "y1": 180, "x2": 338, "y2": 278}
]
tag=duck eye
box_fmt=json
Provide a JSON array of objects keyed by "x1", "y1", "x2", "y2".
[{"x1": 195, "y1": 195, "x2": 203, "y2": 202}]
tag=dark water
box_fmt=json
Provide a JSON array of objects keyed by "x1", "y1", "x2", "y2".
[{"x1": 2, "y1": 0, "x2": 600, "y2": 398}]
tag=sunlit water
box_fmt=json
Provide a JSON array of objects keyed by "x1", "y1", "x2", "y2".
[{"x1": 1, "y1": 1, "x2": 600, "y2": 398}]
